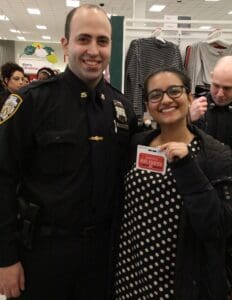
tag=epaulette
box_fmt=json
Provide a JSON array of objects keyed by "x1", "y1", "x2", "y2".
[
  {"x1": 105, "y1": 80, "x2": 124, "y2": 96},
  {"x1": 0, "y1": 93, "x2": 23, "y2": 125}
]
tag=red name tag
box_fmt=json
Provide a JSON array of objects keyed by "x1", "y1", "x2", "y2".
[{"x1": 136, "y1": 145, "x2": 167, "y2": 174}]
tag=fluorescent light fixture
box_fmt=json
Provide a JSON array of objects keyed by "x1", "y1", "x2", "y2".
[
  {"x1": 228, "y1": 11, "x2": 232, "y2": 14},
  {"x1": 36, "y1": 25, "x2": 47, "y2": 30},
  {"x1": 10, "y1": 29, "x2": 21, "y2": 33},
  {"x1": 204, "y1": 0, "x2": 220, "y2": 1},
  {"x1": 66, "y1": 0, "x2": 80, "y2": 7},
  {"x1": 42, "y1": 35, "x2": 51, "y2": 40},
  {"x1": 0, "y1": 15, "x2": 9, "y2": 21},
  {"x1": 199, "y1": 26, "x2": 212, "y2": 30},
  {"x1": 27, "y1": 8, "x2": 41, "y2": 15},
  {"x1": 17, "y1": 36, "x2": 26, "y2": 41},
  {"x1": 149, "y1": 5, "x2": 166, "y2": 12}
]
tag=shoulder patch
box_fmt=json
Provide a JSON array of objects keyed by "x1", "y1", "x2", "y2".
[{"x1": 0, "y1": 94, "x2": 23, "y2": 124}]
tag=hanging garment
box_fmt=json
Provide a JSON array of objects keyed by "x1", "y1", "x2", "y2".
[
  {"x1": 124, "y1": 37, "x2": 183, "y2": 121},
  {"x1": 185, "y1": 41, "x2": 232, "y2": 92}
]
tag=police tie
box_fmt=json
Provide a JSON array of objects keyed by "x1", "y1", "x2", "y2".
[{"x1": 87, "y1": 89, "x2": 113, "y2": 221}]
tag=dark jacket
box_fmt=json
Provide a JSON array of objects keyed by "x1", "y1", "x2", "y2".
[
  {"x1": 128, "y1": 125, "x2": 232, "y2": 300},
  {"x1": 194, "y1": 93, "x2": 232, "y2": 148},
  {"x1": 0, "y1": 67, "x2": 137, "y2": 267}
]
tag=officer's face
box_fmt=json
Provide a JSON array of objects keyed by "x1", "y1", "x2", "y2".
[
  {"x1": 61, "y1": 7, "x2": 112, "y2": 89},
  {"x1": 210, "y1": 66, "x2": 232, "y2": 106}
]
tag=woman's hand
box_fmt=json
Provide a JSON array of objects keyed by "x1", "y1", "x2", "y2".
[{"x1": 158, "y1": 142, "x2": 189, "y2": 162}]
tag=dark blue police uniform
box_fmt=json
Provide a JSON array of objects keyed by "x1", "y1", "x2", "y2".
[{"x1": 0, "y1": 67, "x2": 137, "y2": 299}]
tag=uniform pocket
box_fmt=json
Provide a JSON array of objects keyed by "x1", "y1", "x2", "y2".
[{"x1": 35, "y1": 130, "x2": 78, "y2": 175}]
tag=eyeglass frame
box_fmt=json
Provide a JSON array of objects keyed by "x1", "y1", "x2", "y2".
[
  {"x1": 211, "y1": 82, "x2": 232, "y2": 93},
  {"x1": 146, "y1": 85, "x2": 189, "y2": 104}
]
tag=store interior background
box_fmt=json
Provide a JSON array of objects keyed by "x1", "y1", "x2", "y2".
[{"x1": 0, "y1": 0, "x2": 231, "y2": 87}]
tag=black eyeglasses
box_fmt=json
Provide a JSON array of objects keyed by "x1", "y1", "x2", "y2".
[{"x1": 147, "y1": 85, "x2": 187, "y2": 103}]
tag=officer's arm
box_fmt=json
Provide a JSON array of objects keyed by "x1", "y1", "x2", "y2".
[{"x1": 0, "y1": 93, "x2": 33, "y2": 267}]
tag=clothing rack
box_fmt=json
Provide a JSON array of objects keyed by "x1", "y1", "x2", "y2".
[
  {"x1": 124, "y1": 18, "x2": 232, "y2": 41},
  {"x1": 122, "y1": 18, "x2": 232, "y2": 91}
]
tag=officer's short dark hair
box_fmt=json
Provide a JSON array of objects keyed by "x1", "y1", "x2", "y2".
[
  {"x1": 1, "y1": 62, "x2": 24, "y2": 84},
  {"x1": 64, "y1": 4, "x2": 109, "y2": 40}
]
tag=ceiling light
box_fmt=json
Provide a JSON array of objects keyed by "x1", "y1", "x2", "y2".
[
  {"x1": 228, "y1": 11, "x2": 232, "y2": 14},
  {"x1": 17, "y1": 36, "x2": 26, "y2": 41},
  {"x1": 42, "y1": 35, "x2": 51, "y2": 40},
  {"x1": 10, "y1": 29, "x2": 21, "y2": 33},
  {"x1": 66, "y1": 0, "x2": 80, "y2": 7},
  {"x1": 149, "y1": 5, "x2": 166, "y2": 12},
  {"x1": 204, "y1": 0, "x2": 220, "y2": 1},
  {"x1": 27, "y1": 8, "x2": 41, "y2": 15},
  {"x1": 36, "y1": 25, "x2": 47, "y2": 30},
  {"x1": 0, "y1": 15, "x2": 9, "y2": 21},
  {"x1": 199, "y1": 26, "x2": 212, "y2": 30}
]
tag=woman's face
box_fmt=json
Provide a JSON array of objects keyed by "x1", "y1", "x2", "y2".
[
  {"x1": 5, "y1": 70, "x2": 25, "y2": 92},
  {"x1": 37, "y1": 71, "x2": 50, "y2": 80},
  {"x1": 146, "y1": 72, "x2": 192, "y2": 127}
]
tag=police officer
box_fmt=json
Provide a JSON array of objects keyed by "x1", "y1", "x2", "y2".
[
  {"x1": 0, "y1": 4, "x2": 137, "y2": 299},
  {"x1": 190, "y1": 55, "x2": 232, "y2": 148}
]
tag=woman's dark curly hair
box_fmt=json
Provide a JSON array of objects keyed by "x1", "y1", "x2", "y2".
[{"x1": 1, "y1": 62, "x2": 24, "y2": 85}]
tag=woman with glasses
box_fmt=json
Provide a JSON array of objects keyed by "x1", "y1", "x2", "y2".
[{"x1": 113, "y1": 68, "x2": 232, "y2": 299}]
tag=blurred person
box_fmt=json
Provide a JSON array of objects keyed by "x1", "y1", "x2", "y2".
[
  {"x1": 23, "y1": 74, "x2": 30, "y2": 86},
  {"x1": 113, "y1": 68, "x2": 232, "y2": 300},
  {"x1": 0, "y1": 62, "x2": 25, "y2": 93},
  {"x1": 0, "y1": 4, "x2": 137, "y2": 300},
  {"x1": 190, "y1": 55, "x2": 232, "y2": 148},
  {"x1": 36, "y1": 67, "x2": 55, "y2": 80}
]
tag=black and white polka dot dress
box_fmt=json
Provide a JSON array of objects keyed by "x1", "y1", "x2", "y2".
[{"x1": 114, "y1": 138, "x2": 201, "y2": 300}]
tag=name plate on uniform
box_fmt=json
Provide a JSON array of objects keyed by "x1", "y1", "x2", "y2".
[{"x1": 136, "y1": 145, "x2": 167, "y2": 175}]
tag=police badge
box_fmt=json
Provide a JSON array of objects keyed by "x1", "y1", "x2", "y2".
[
  {"x1": 0, "y1": 94, "x2": 23, "y2": 124},
  {"x1": 113, "y1": 100, "x2": 129, "y2": 130}
]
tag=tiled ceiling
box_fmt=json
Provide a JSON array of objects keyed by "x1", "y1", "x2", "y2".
[{"x1": 0, "y1": 0, "x2": 231, "y2": 43}]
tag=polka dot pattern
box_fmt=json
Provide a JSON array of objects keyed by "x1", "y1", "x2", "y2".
[{"x1": 114, "y1": 138, "x2": 200, "y2": 299}]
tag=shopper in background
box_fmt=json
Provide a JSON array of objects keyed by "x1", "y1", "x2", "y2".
[
  {"x1": 0, "y1": 62, "x2": 25, "y2": 93},
  {"x1": 0, "y1": 62, "x2": 25, "y2": 110},
  {"x1": 189, "y1": 54, "x2": 232, "y2": 299},
  {"x1": 189, "y1": 55, "x2": 232, "y2": 148},
  {"x1": 114, "y1": 68, "x2": 232, "y2": 299},
  {"x1": 0, "y1": 4, "x2": 137, "y2": 300},
  {"x1": 36, "y1": 66, "x2": 55, "y2": 80},
  {"x1": 22, "y1": 74, "x2": 30, "y2": 86}
]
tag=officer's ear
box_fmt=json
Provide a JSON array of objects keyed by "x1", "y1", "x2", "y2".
[{"x1": 61, "y1": 37, "x2": 69, "y2": 56}]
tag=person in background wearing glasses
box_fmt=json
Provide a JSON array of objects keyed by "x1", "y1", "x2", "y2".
[
  {"x1": 189, "y1": 55, "x2": 232, "y2": 148},
  {"x1": 113, "y1": 68, "x2": 232, "y2": 300},
  {"x1": 0, "y1": 62, "x2": 25, "y2": 110}
]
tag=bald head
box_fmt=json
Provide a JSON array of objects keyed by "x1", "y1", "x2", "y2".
[
  {"x1": 214, "y1": 55, "x2": 232, "y2": 73},
  {"x1": 64, "y1": 4, "x2": 111, "y2": 40},
  {"x1": 210, "y1": 56, "x2": 232, "y2": 106}
]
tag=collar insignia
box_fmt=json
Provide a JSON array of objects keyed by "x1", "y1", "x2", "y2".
[
  {"x1": 0, "y1": 94, "x2": 23, "y2": 125},
  {"x1": 80, "y1": 92, "x2": 88, "y2": 99},
  {"x1": 100, "y1": 93, "x2": 105, "y2": 101}
]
